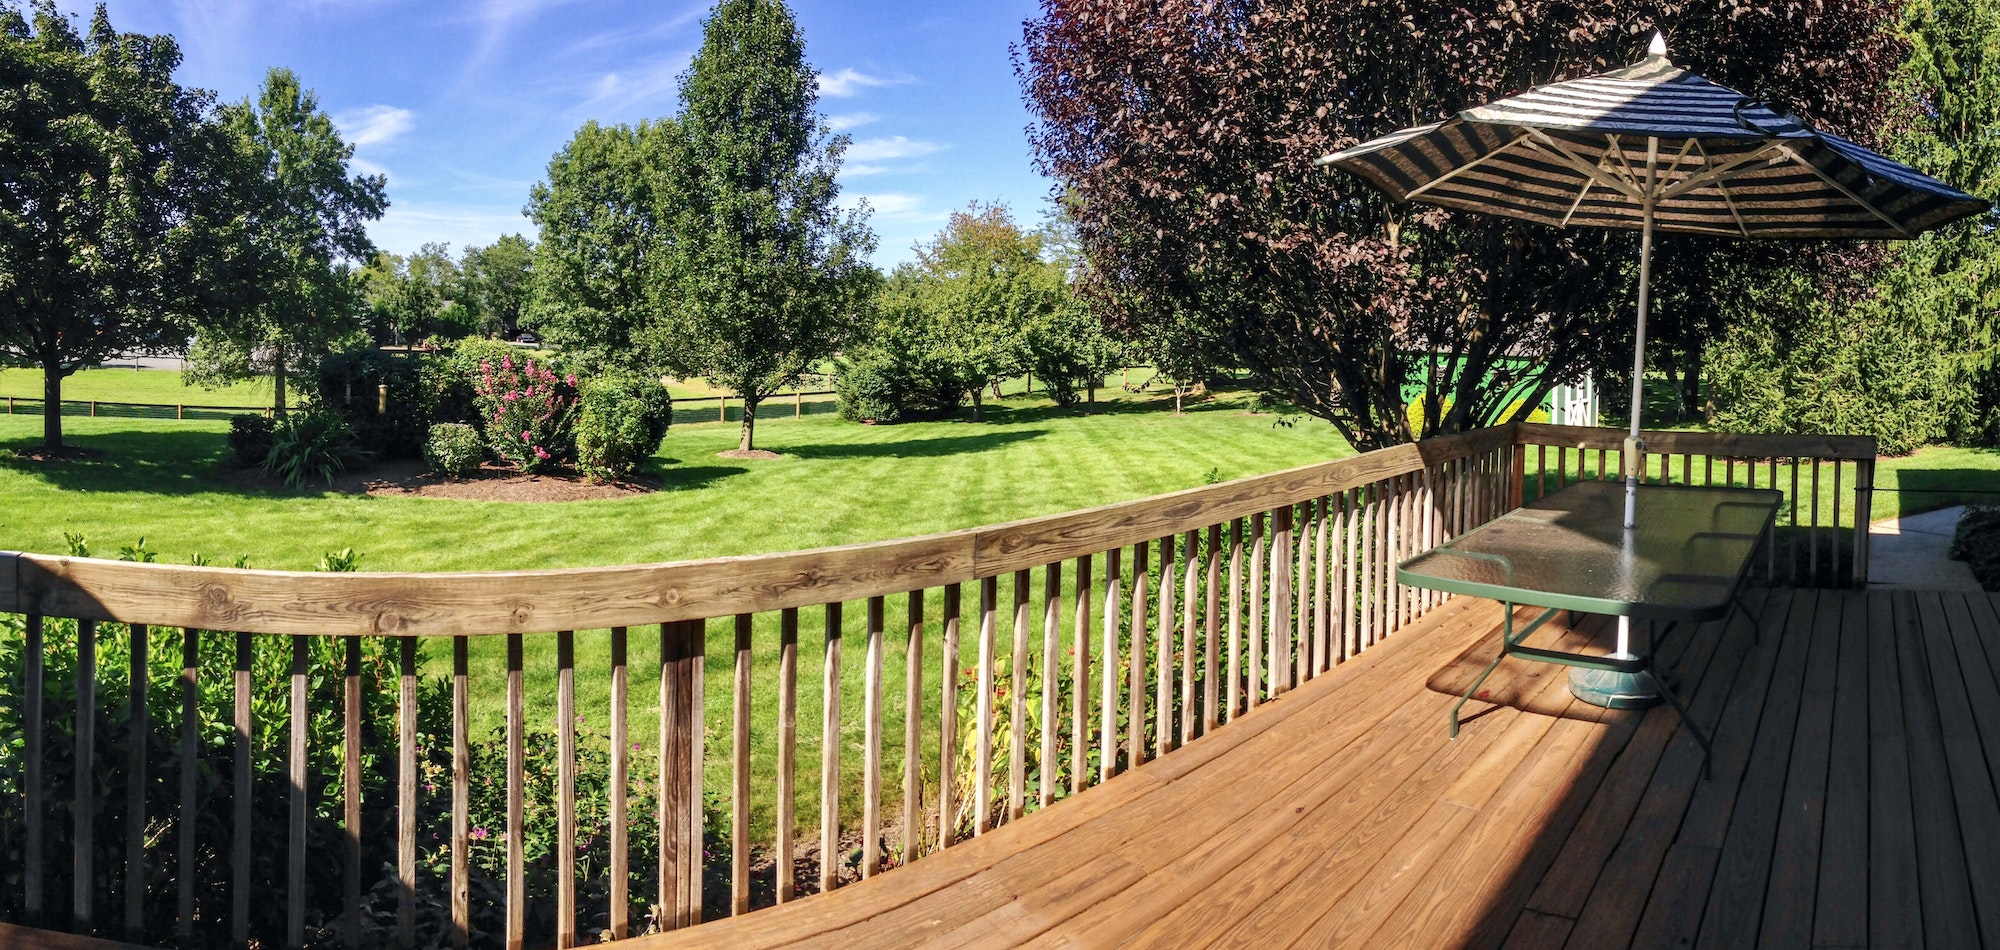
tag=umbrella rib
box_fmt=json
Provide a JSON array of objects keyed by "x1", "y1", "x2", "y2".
[
  {"x1": 1775, "y1": 143, "x2": 1913, "y2": 237},
  {"x1": 1521, "y1": 128, "x2": 1644, "y2": 200},
  {"x1": 1690, "y1": 140, "x2": 1753, "y2": 238},
  {"x1": 1606, "y1": 134, "x2": 1645, "y2": 192},
  {"x1": 1402, "y1": 132, "x2": 1535, "y2": 202},
  {"x1": 1561, "y1": 177, "x2": 1597, "y2": 228},
  {"x1": 1658, "y1": 142, "x2": 1789, "y2": 201}
]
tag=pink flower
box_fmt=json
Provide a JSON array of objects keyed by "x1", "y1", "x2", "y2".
[
  {"x1": 566, "y1": 374, "x2": 577, "y2": 387},
  {"x1": 522, "y1": 430, "x2": 533, "y2": 441}
]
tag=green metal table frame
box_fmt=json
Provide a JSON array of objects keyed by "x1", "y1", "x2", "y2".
[{"x1": 1398, "y1": 482, "x2": 1782, "y2": 774}]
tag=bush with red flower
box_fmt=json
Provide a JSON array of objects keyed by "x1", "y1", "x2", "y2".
[{"x1": 472, "y1": 354, "x2": 579, "y2": 473}]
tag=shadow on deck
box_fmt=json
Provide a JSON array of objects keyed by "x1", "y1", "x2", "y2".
[{"x1": 639, "y1": 586, "x2": 2000, "y2": 949}]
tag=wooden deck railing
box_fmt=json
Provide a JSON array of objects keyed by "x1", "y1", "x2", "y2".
[{"x1": 0, "y1": 423, "x2": 1874, "y2": 948}]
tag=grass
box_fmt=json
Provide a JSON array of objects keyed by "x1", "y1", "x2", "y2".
[
  {"x1": 0, "y1": 366, "x2": 282, "y2": 408},
  {"x1": 0, "y1": 383, "x2": 1348, "y2": 842}
]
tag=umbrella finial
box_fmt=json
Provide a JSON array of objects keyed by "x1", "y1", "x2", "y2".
[{"x1": 1648, "y1": 31, "x2": 1668, "y2": 58}]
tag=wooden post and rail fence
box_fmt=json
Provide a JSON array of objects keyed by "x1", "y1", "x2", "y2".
[{"x1": 0, "y1": 423, "x2": 1877, "y2": 948}]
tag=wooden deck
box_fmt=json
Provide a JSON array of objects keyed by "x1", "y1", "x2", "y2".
[{"x1": 640, "y1": 586, "x2": 2000, "y2": 949}]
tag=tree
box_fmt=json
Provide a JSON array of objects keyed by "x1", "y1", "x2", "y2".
[
  {"x1": 187, "y1": 67, "x2": 386, "y2": 416},
  {"x1": 525, "y1": 120, "x2": 676, "y2": 368},
  {"x1": 0, "y1": 2, "x2": 244, "y2": 449},
  {"x1": 908, "y1": 203, "x2": 1060, "y2": 420},
  {"x1": 461, "y1": 234, "x2": 535, "y2": 339},
  {"x1": 654, "y1": 0, "x2": 875, "y2": 452},
  {"x1": 1019, "y1": 0, "x2": 1905, "y2": 449},
  {"x1": 362, "y1": 243, "x2": 460, "y2": 344}
]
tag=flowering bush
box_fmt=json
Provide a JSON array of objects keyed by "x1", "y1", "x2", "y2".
[{"x1": 473, "y1": 354, "x2": 579, "y2": 473}]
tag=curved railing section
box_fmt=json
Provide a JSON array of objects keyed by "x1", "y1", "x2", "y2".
[{"x1": 0, "y1": 423, "x2": 1872, "y2": 948}]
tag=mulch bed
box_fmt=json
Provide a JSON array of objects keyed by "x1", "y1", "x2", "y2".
[
  {"x1": 7, "y1": 445, "x2": 106, "y2": 462},
  {"x1": 346, "y1": 460, "x2": 656, "y2": 502}
]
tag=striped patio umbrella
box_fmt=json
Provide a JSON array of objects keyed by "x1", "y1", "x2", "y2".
[
  {"x1": 1316, "y1": 32, "x2": 1986, "y2": 529},
  {"x1": 1317, "y1": 33, "x2": 1985, "y2": 692}
]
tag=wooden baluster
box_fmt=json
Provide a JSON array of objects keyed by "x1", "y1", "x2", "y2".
[
  {"x1": 24, "y1": 615, "x2": 42, "y2": 925},
  {"x1": 176, "y1": 627, "x2": 197, "y2": 944},
  {"x1": 1099, "y1": 549, "x2": 1121, "y2": 779},
  {"x1": 232, "y1": 631, "x2": 251, "y2": 948},
  {"x1": 1387, "y1": 480, "x2": 1403, "y2": 634},
  {"x1": 1040, "y1": 564, "x2": 1061, "y2": 808},
  {"x1": 1855, "y1": 459, "x2": 1876, "y2": 587},
  {"x1": 1071, "y1": 555, "x2": 1092, "y2": 794},
  {"x1": 610, "y1": 627, "x2": 631, "y2": 934},
  {"x1": 1832, "y1": 460, "x2": 1845, "y2": 588},
  {"x1": 902, "y1": 593, "x2": 924, "y2": 859},
  {"x1": 1343, "y1": 490, "x2": 1358, "y2": 659},
  {"x1": 451, "y1": 637, "x2": 470, "y2": 949},
  {"x1": 1810, "y1": 459, "x2": 1823, "y2": 585},
  {"x1": 1203, "y1": 524, "x2": 1221, "y2": 734},
  {"x1": 821, "y1": 604, "x2": 844, "y2": 886},
  {"x1": 864, "y1": 596, "x2": 885, "y2": 875},
  {"x1": 1294, "y1": 505, "x2": 1312, "y2": 683},
  {"x1": 1556, "y1": 446, "x2": 1567, "y2": 489},
  {"x1": 558, "y1": 630, "x2": 579, "y2": 943},
  {"x1": 733, "y1": 615, "x2": 753, "y2": 910},
  {"x1": 688, "y1": 621, "x2": 707, "y2": 924},
  {"x1": 1226, "y1": 521, "x2": 1243, "y2": 721},
  {"x1": 124, "y1": 624, "x2": 147, "y2": 940},
  {"x1": 1179, "y1": 530, "x2": 1199, "y2": 743},
  {"x1": 1788, "y1": 458, "x2": 1801, "y2": 584},
  {"x1": 975, "y1": 577, "x2": 997, "y2": 835},
  {"x1": 1247, "y1": 514, "x2": 1265, "y2": 708},
  {"x1": 73, "y1": 619, "x2": 96, "y2": 933},
  {"x1": 776, "y1": 611, "x2": 798, "y2": 898},
  {"x1": 1537, "y1": 444, "x2": 1548, "y2": 500},
  {"x1": 1272, "y1": 506, "x2": 1293, "y2": 695},
  {"x1": 1155, "y1": 535, "x2": 1174, "y2": 755},
  {"x1": 1360, "y1": 485, "x2": 1376, "y2": 649},
  {"x1": 1128, "y1": 541, "x2": 1150, "y2": 765},
  {"x1": 1009, "y1": 572, "x2": 1028, "y2": 822},
  {"x1": 1768, "y1": 459, "x2": 1780, "y2": 582},
  {"x1": 1683, "y1": 453, "x2": 1693, "y2": 486},
  {"x1": 1597, "y1": 447, "x2": 1607, "y2": 482},
  {"x1": 398, "y1": 637, "x2": 419, "y2": 947},
  {"x1": 343, "y1": 637, "x2": 364, "y2": 950},
  {"x1": 659, "y1": 624, "x2": 681, "y2": 926},
  {"x1": 1314, "y1": 500, "x2": 1331, "y2": 672},
  {"x1": 940, "y1": 584, "x2": 962, "y2": 847},
  {"x1": 288, "y1": 635, "x2": 308, "y2": 949},
  {"x1": 506, "y1": 634, "x2": 525, "y2": 949}
]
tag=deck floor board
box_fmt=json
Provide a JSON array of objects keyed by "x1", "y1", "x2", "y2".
[{"x1": 635, "y1": 588, "x2": 2000, "y2": 950}]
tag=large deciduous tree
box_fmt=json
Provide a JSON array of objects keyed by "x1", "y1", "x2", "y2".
[
  {"x1": 1019, "y1": 0, "x2": 1903, "y2": 448},
  {"x1": 525, "y1": 119, "x2": 676, "y2": 368},
  {"x1": 909, "y1": 203, "x2": 1062, "y2": 420},
  {"x1": 0, "y1": 2, "x2": 242, "y2": 449},
  {"x1": 187, "y1": 67, "x2": 386, "y2": 416},
  {"x1": 656, "y1": 0, "x2": 875, "y2": 452},
  {"x1": 461, "y1": 234, "x2": 535, "y2": 339}
]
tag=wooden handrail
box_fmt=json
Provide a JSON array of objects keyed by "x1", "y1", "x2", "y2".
[
  {"x1": 0, "y1": 425, "x2": 1515, "y2": 636},
  {"x1": 1516, "y1": 422, "x2": 1877, "y2": 461}
]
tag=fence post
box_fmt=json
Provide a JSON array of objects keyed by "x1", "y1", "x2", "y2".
[
  {"x1": 177, "y1": 404, "x2": 184, "y2": 421},
  {"x1": 90, "y1": 400, "x2": 97, "y2": 417},
  {"x1": 795, "y1": 391, "x2": 802, "y2": 418}
]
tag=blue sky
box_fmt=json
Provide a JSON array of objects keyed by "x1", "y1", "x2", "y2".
[{"x1": 56, "y1": 0, "x2": 1052, "y2": 267}]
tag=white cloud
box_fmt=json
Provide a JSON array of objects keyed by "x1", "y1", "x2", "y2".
[
  {"x1": 846, "y1": 135, "x2": 942, "y2": 162},
  {"x1": 348, "y1": 156, "x2": 392, "y2": 183},
  {"x1": 336, "y1": 105, "x2": 416, "y2": 147},
  {"x1": 570, "y1": 57, "x2": 688, "y2": 120},
  {"x1": 827, "y1": 112, "x2": 880, "y2": 132},
  {"x1": 843, "y1": 163, "x2": 891, "y2": 177},
  {"x1": 818, "y1": 68, "x2": 912, "y2": 98}
]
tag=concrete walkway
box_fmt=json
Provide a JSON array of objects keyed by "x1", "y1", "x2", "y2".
[{"x1": 1868, "y1": 505, "x2": 1983, "y2": 592}]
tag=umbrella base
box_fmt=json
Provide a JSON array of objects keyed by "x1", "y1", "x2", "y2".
[{"x1": 1570, "y1": 662, "x2": 1661, "y2": 709}]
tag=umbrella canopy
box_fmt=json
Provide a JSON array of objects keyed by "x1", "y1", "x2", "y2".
[
  {"x1": 1315, "y1": 32, "x2": 1987, "y2": 676},
  {"x1": 1317, "y1": 35, "x2": 1986, "y2": 239}
]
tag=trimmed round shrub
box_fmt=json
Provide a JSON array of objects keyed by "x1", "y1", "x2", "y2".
[
  {"x1": 574, "y1": 373, "x2": 674, "y2": 480},
  {"x1": 424, "y1": 423, "x2": 484, "y2": 480},
  {"x1": 227, "y1": 414, "x2": 276, "y2": 468},
  {"x1": 835, "y1": 349, "x2": 960, "y2": 424}
]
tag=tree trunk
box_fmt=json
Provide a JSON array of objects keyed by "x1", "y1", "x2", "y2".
[
  {"x1": 1681, "y1": 342, "x2": 1704, "y2": 421},
  {"x1": 1087, "y1": 383, "x2": 1097, "y2": 405},
  {"x1": 273, "y1": 347, "x2": 289, "y2": 420},
  {"x1": 739, "y1": 397, "x2": 758, "y2": 451},
  {"x1": 991, "y1": 379, "x2": 1004, "y2": 401},
  {"x1": 969, "y1": 387, "x2": 983, "y2": 422},
  {"x1": 42, "y1": 367, "x2": 62, "y2": 449}
]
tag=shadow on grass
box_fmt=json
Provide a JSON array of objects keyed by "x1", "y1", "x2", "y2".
[
  {"x1": 650, "y1": 463, "x2": 749, "y2": 491},
  {"x1": 781, "y1": 428, "x2": 1044, "y2": 460},
  {"x1": 1893, "y1": 464, "x2": 2000, "y2": 519},
  {"x1": 0, "y1": 427, "x2": 286, "y2": 498}
]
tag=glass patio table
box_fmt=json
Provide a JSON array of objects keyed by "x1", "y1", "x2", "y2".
[{"x1": 1397, "y1": 479, "x2": 1781, "y2": 769}]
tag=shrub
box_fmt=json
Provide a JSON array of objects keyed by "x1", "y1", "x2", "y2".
[
  {"x1": 574, "y1": 373, "x2": 673, "y2": 480},
  {"x1": 264, "y1": 408, "x2": 364, "y2": 489},
  {"x1": 835, "y1": 348, "x2": 960, "y2": 424},
  {"x1": 315, "y1": 346, "x2": 428, "y2": 458},
  {"x1": 227, "y1": 414, "x2": 276, "y2": 468},
  {"x1": 1951, "y1": 505, "x2": 2000, "y2": 591},
  {"x1": 473, "y1": 353, "x2": 577, "y2": 473},
  {"x1": 424, "y1": 422, "x2": 484, "y2": 480}
]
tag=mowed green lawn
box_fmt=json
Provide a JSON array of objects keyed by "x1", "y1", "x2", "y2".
[
  {"x1": 1, "y1": 382, "x2": 1356, "y2": 840},
  {"x1": 0, "y1": 366, "x2": 282, "y2": 408}
]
